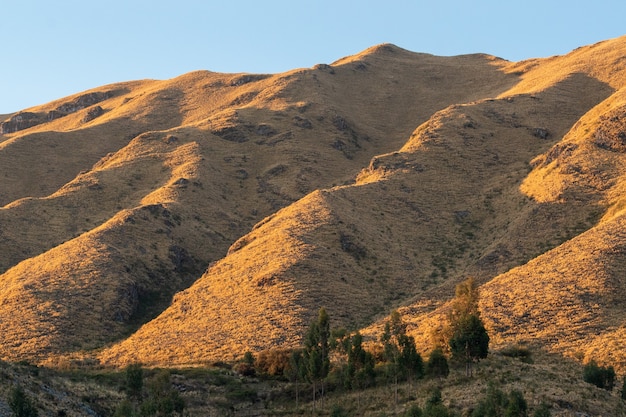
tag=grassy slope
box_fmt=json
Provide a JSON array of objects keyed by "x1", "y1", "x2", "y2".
[
  {"x1": 102, "y1": 36, "x2": 626, "y2": 371},
  {"x1": 1, "y1": 36, "x2": 626, "y2": 380},
  {"x1": 0, "y1": 45, "x2": 517, "y2": 362}
]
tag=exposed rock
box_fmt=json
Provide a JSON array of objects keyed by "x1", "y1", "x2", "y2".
[
  {"x1": 56, "y1": 91, "x2": 112, "y2": 114},
  {"x1": 0, "y1": 112, "x2": 43, "y2": 134},
  {"x1": 532, "y1": 127, "x2": 550, "y2": 139},
  {"x1": 313, "y1": 63, "x2": 335, "y2": 74},
  {"x1": 0, "y1": 91, "x2": 112, "y2": 134},
  {"x1": 293, "y1": 115, "x2": 313, "y2": 129},
  {"x1": 82, "y1": 105, "x2": 104, "y2": 123}
]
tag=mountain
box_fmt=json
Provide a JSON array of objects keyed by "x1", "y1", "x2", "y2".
[{"x1": 1, "y1": 36, "x2": 626, "y2": 373}]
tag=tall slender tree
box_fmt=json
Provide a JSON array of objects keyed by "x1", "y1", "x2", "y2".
[
  {"x1": 447, "y1": 277, "x2": 489, "y2": 376},
  {"x1": 303, "y1": 307, "x2": 331, "y2": 411},
  {"x1": 381, "y1": 310, "x2": 423, "y2": 406}
]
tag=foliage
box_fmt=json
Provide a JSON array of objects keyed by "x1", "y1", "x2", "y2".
[
  {"x1": 7, "y1": 385, "x2": 39, "y2": 417},
  {"x1": 303, "y1": 307, "x2": 331, "y2": 383},
  {"x1": 505, "y1": 390, "x2": 528, "y2": 417},
  {"x1": 582, "y1": 360, "x2": 616, "y2": 391},
  {"x1": 330, "y1": 404, "x2": 349, "y2": 417},
  {"x1": 472, "y1": 384, "x2": 529, "y2": 417},
  {"x1": 125, "y1": 363, "x2": 144, "y2": 401},
  {"x1": 426, "y1": 347, "x2": 449, "y2": 378},
  {"x1": 423, "y1": 388, "x2": 452, "y2": 417},
  {"x1": 532, "y1": 402, "x2": 551, "y2": 417},
  {"x1": 472, "y1": 384, "x2": 508, "y2": 417},
  {"x1": 256, "y1": 348, "x2": 292, "y2": 377},
  {"x1": 404, "y1": 404, "x2": 423, "y2": 417},
  {"x1": 113, "y1": 368, "x2": 185, "y2": 417},
  {"x1": 381, "y1": 310, "x2": 424, "y2": 382},
  {"x1": 346, "y1": 331, "x2": 375, "y2": 390},
  {"x1": 112, "y1": 399, "x2": 134, "y2": 417},
  {"x1": 303, "y1": 307, "x2": 332, "y2": 410},
  {"x1": 622, "y1": 375, "x2": 626, "y2": 400},
  {"x1": 446, "y1": 277, "x2": 489, "y2": 376},
  {"x1": 449, "y1": 314, "x2": 489, "y2": 369}
]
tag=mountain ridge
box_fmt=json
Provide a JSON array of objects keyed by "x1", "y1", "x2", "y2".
[{"x1": 1, "y1": 37, "x2": 626, "y2": 373}]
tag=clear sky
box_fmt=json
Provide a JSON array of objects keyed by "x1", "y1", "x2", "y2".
[{"x1": 1, "y1": 0, "x2": 625, "y2": 114}]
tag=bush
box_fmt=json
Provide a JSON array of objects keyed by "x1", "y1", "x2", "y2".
[
  {"x1": 8, "y1": 385, "x2": 39, "y2": 417},
  {"x1": 255, "y1": 349, "x2": 292, "y2": 377},
  {"x1": 583, "y1": 360, "x2": 615, "y2": 391},
  {"x1": 505, "y1": 389, "x2": 527, "y2": 417},
  {"x1": 404, "y1": 404, "x2": 423, "y2": 417}
]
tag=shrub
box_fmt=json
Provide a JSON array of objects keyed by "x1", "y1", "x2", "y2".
[
  {"x1": 505, "y1": 390, "x2": 528, "y2": 417},
  {"x1": 404, "y1": 404, "x2": 423, "y2": 417},
  {"x1": 583, "y1": 360, "x2": 615, "y2": 391},
  {"x1": 255, "y1": 349, "x2": 292, "y2": 377},
  {"x1": 8, "y1": 385, "x2": 39, "y2": 417}
]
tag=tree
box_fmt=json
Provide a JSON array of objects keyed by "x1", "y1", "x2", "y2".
[
  {"x1": 345, "y1": 331, "x2": 375, "y2": 407},
  {"x1": 449, "y1": 313, "x2": 489, "y2": 376},
  {"x1": 423, "y1": 388, "x2": 452, "y2": 417},
  {"x1": 622, "y1": 375, "x2": 626, "y2": 401},
  {"x1": 447, "y1": 277, "x2": 489, "y2": 376},
  {"x1": 8, "y1": 385, "x2": 38, "y2": 417},
  {"x1": 426, "y1": 347, "x2": 449, "y2": 379},
  {"x1": 450, "y1": 277, "x2": 480, "y2": 321},
  {"x1": 125, "y1": 363, "x2": 144, "y2": 401},
  {"x1": 303, "y1": 307, "x2": 331, "y2": 411},
  {"x1": 284, "y1": 349, "x2": 305, "y2": 410},
  {"x1": 472, "y1": 384, "x2": 507, "y2": 417},
  {"x1": 381, "y1": 310, "x2": 423, "y2": 406},
  {"x1": 141, "y1": 370, "x2": 185, "y2": 417},
  {"x1": 505, "y1": 390, "x2": 528, "y2": 417}
]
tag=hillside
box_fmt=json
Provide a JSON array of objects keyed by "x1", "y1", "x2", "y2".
[{"x1": 1, "y1": 36, "x2": 626, "y2": 377}]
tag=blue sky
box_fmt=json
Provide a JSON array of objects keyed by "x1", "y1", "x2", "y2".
[{"x1": 1, "y1": 0, "x2": 625, "y2": 114}]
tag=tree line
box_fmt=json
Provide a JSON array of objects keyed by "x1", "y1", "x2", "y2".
[{"x1": 238, "y1": 277, "x2": 491, "y2": 415}]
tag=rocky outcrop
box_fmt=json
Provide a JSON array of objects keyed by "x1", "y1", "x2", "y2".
[
  {"x1": 0, "y1": 112, "x2": 42, "y2": 133},
  {"x1": 1, "y1": 91, "x2": 112, "y2": 134}
]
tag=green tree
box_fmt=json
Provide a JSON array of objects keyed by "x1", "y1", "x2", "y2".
[
  {"x1": 622, "y1": 375, "x2": 626, "y2": 401},
  {"x1": 472, "y1": 383, "x2": 507, "y2": 417},
  {"x1": 423, "y1": 388, "x2": 451, "y2": 417},
  {"x1": 505, "y1": 390, "x2": 528, "y2": 417},
  {"x1": 141, "y1": 370, "x2": 185, "y2": 417},
  {"x1": 449, "y1": 313, "x2": 489, "y2": 376},
  {"x1": 426, "y1": 347, "x2": 449, "y2": 379},
  {"x1": 7, "y1": 385, "x2": 38, "y2": 417},
  {"x1": 447, "y1": 277, "x2": 489, "y2": 376},
  {"x1": 285, "y1": 349, "x2": 305, "y2": 410},
  {"x1": 303, "y1": 307, "x2": 331, "y2": 411},
  {"x1": 126, "y1": 363, "x2": 144, "y2": 401},
  {"x1": 113, "y1": 399, "x2": 135, "y2": 417}
]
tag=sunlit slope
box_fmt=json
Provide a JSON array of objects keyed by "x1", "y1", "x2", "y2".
[
  {"x1": 99, "y1": 37, "x2": 626, "y2": 366},
  {"x1": 480, "y1": 211, "x2": 626, "y2": 372},
  {"x1": 0, "y1": 45, "x2": 519, "y2": 361},
  {"x1": 375, "y1": 39, "x2": 626, "y2": 372}
]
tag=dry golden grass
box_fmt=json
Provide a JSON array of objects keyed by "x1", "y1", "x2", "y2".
[{"x1": 2, "y1": 36, "x2": 626, "y2": 375}]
